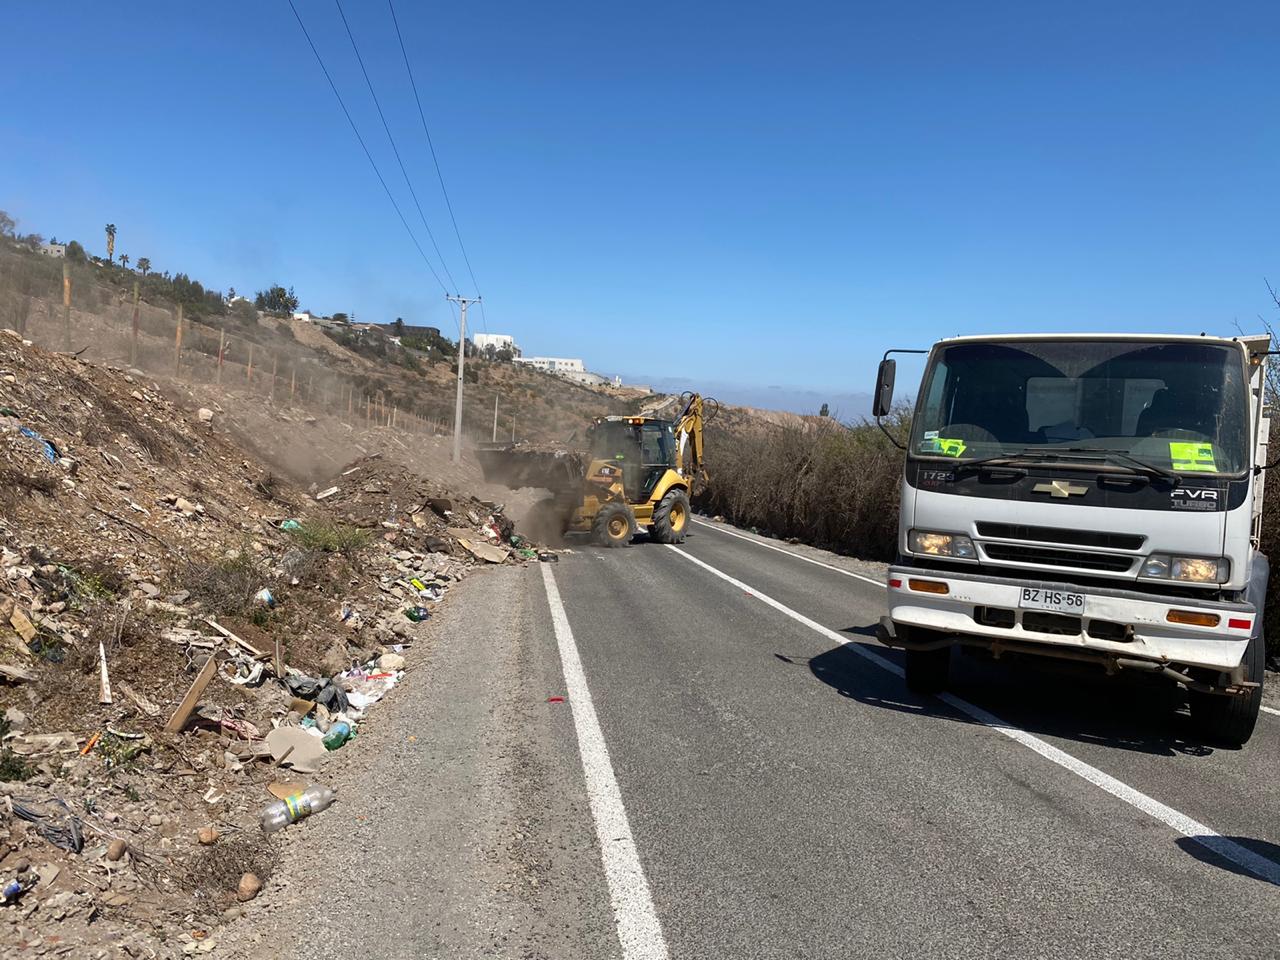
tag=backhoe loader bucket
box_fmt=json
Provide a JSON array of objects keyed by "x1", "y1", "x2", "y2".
[{"x1": 474, "y1": 443, "x2": 587, "y2": 494}]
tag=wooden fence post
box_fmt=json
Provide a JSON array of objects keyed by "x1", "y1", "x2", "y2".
[
  {"x1": 61, "y1": 262, "x2": 72, "y2": 351},
  {"x1": 174, "y1": 304, "x2": 184, "y2": 377},
  {"x1": 217, "y1": 329, "x2": 225, "y2": 384},
  {"x1": 130, "y1": 281, "x2": 140, "y2": 366},
  {"x1": 270, "y1": 354, "x2": 278, "y2": 402},
  {"x1": 247, "y1": 343, "x2": 254, "y2": 382}
]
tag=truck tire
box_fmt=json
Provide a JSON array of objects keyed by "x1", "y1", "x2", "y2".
[
  {"x1": 901, "y1": 625, "x2": 951, "y2": 695},
  {"x1": 650, "y1": 488, "x2": 690, "y2": 543},
  {"x1": 1188, "y1": 628, "x2": 1264, "y2": 748},
  {"x1": 593, "y1": 502, "x2": 634, "y2": 548}
]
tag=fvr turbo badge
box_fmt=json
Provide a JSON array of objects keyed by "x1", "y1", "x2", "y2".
[{"x1": 1170, "y1": 487, "x2": 1220, "y2": 511}]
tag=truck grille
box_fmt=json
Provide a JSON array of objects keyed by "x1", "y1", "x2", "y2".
[
  {"x1": 982, "y1": 543, "x2": 1134, "y2": 573},
  {"x1": 975, "y1": 523, "x2": 1145, "y2": 551}
]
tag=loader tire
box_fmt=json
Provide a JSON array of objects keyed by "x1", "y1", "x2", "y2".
[
  {"x1": 650, "y1": 488, "x2": 691, "y2": 544},
  {"x1": 593, "y1": 502, "x2": 634, "y2": 548},
  {"x1": 1188, "y1": 628, "x2": 1264, "y2": 748}
]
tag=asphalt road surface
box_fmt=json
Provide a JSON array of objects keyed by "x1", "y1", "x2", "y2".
[{"x1": 238, "y1": 518, "x2": 1280, "y2": 959}]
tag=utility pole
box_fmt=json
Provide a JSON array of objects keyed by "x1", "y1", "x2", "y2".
[
  {"x1": 492, "y1": 393, "x2": 499, "y2": 442},
  {"x1": 447, "y1": 295, "x2": 480, "y2": 463}
]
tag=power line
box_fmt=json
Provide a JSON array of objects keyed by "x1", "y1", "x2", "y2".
[
  {"x1": 285, "y1": 0, "x2": 456, "y2": 322},
  {"x1": 334, "y1": 0, "x2": 461, "y2": 294},
  {"x1": 386, "y1": 0, "x2": 489, "y2": 331}
]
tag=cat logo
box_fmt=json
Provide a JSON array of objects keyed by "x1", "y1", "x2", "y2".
[{"x1": 1032, "y1": 480, "x2": 1088, "y2": 499}]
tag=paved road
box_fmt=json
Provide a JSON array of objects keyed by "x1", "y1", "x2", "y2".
[
  {"x1": 545, "y1": 518, "x2": 1280, "y2": 959},
  {"x1": 236, "y1": 518, "x2": 1280, "y2": 959}
]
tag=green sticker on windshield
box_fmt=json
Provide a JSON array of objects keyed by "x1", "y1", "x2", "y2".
[
  {"x1": 921, "y1": 437, "x2": 966, "y2": 457},
  {"x1": 1169, "y1": 441, "x2": 1216, "y2": 473}
]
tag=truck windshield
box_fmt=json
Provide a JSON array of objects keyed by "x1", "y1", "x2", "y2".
[{"x1": 909, "y1": 340, "x2": 1249, "y2": 475}]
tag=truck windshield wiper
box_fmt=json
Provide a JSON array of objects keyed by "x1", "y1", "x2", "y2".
[
  {"x1": 1013, "y1": 447, "x2": 1180, "y2": 483},
  {"x1": 1049, "y1": 450, "x2": 1177, "y2": 483}
]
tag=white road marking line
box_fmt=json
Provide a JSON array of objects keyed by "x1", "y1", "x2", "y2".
[
  {"x1": 540, "y1": 564, "x2": 669, "y2": 960},
  {"x1": 690, "y1": 517, "x2": 886, "y2": 588},
  {"x1": 693, "y1": 518, "x2": 1280, "y2": 729},
  {"x1": 667, "y1": 545, "x2": 1280, "y2": 887}
]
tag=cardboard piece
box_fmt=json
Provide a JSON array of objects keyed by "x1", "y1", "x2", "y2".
[{"x1": 265, "y1": 727, "x2": 326, "y2": 774}]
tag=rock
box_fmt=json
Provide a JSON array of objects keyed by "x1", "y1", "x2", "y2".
[
  {"x1": 237, "y1": 872, "x2": 262, "y2": 902},
  {"x1": 378, "y1": 652, "x2": 406, "y2": 672},
  {"x1": 197, "y1": 826, "x2": 219, "y2": 846},
  {"x1": 197, "y1": 408, "x2": 215, "y2": 423},
  {"x1": 148, "y1": 814, "x2": 164, "y2": 827},
  {"x1": 4, "y1": 708, "x2": 27, "y2": 732},
  {"x1": 13, "y1": 858, "x2": 29, "y2": 874},
  {"x1": 137, "y1": 582, "x2": 160, "y2": 598},
  {"x1": 106, "y1": 839, "x2": 128, "y2": 861},
  {"x1": 222, "y1": 905, "x2": 244, "y2": 922}
]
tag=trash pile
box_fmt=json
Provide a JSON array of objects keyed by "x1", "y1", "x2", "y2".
[{"x1": 0, "y1": 330, "x2": 553, "y2": 955}]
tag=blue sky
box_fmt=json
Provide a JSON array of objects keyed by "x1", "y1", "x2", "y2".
[{"x1": 2, "y1": 2, "x2": 1277, "y2": 411}]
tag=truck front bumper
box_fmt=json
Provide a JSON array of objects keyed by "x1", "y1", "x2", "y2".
[{"x1": 885, "y1": 565, "x2": 1255, "y2": 675}]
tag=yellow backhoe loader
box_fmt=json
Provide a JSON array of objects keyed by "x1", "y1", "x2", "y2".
[{"x1": 476, "y1": 393, "x2": 716, "y2": 547}]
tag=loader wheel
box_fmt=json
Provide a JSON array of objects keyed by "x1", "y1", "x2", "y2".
[
  {"x1": 593, "y1": 502, "x2": 634, "y2": 548},
  {"x1": 650, "y1": 488, "x2": 691, "y2": 544},
  {"x1": 1188, "y1": 628, "x2": 1264, "y2": 748}
]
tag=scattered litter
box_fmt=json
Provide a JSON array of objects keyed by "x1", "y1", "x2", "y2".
[
  {"x1": 314, "y1": 486, "x2": 340, "y2": 501},
  {"x1": 260, "y1": 785, "x2": 336, "y2": 833},
  {"x1": 17, "y1": 425, "x2": 59, "y2": 464},
  {"x1": 254, "y1": 587, "x2": 276, "y2": 609},
  {"x1": 404, "y1": 606, "x2": 430, "y2": 622},
  {"x1": 11, "y1": 798, "x2": 84, "y2": 853},
  {"x1": 547, "y1": 696, "x2": 566, "y2": 703},
  {"x1": 267, "y1": 780, "x2": 308, "y2": 801}
]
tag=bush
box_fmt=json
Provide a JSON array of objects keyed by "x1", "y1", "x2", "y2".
[
  {"x1": 285, "y1": 520, "x2": 371, "y2": 558},
  {"x1": 697, "y1": 410, "x2": 908, "y2": 561}
]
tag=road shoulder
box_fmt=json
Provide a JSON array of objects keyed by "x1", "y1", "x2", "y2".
[{"x1": 226, "y1": 564, "x2": 617, "y2": 960}]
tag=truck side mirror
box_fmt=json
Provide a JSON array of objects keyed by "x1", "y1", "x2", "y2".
[{"x1": 873, "y1": 359, "x2": 896, "y2": 418}]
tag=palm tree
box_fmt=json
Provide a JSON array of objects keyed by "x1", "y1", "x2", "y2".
[
  {"x1": 137, "y1": 257, "x2": 151, "y2": 276},
  {"x1": 120, "y1": 254, "x2": 130, "y2": 269},
  {"x1": 105, "y1": 223, "x2": 116, "y2": 263}
]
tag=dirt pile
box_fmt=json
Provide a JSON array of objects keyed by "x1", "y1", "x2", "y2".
[{"x1": 0, "y1": 330, "x2": 557, "y2": 956}]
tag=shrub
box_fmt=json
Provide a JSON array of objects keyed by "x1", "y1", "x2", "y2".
[{"x1": 285, "y1": 520, "x2": 371, "y2": 558}]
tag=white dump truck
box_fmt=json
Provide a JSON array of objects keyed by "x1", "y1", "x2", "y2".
[{"x1": 873, "y1": 334, "x2": 1271, "y2": 746}]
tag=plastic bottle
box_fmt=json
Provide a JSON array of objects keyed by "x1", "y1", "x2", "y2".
[
  {"x1": 322, "y1": 721, "x2": 352, "y2": 751},
  {"x1": 259, "y1": 786, "x2": 337, "y2": 833}
]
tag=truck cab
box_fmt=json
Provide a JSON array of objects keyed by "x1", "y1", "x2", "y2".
[{"x1": 875, "y1": 333, "x2": 1270, "y2": 746}]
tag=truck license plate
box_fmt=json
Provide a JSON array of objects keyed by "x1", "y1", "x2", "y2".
[{"x1": 1019, "y1": 587, "x2": 1085, "y2": 615}]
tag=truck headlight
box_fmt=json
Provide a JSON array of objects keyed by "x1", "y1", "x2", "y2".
[
  {"x1": 1141, "y1": 554, "x2": 1229, "y2": 584},
  {"x1": 908, "y1": 530, "x2": 976, "y2": 559}
]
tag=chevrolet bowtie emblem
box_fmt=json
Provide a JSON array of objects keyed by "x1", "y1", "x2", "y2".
[{"x1": 1033, "y1": 480, "x2": 1088, "y2": 499}]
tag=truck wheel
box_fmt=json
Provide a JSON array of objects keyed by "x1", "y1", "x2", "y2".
[
  {"x1": 593, "y1": 502, "x2": 634, "y2": 548},
  {"x1": 902, "y1": 626, "x2": 951, "y2": 695},
  {"x1": 650, "y1": 488, "x2": 690, "y2": 543},
  {"x1": 1188, "y1": 629, "x2": 1264, "y2": 748}
]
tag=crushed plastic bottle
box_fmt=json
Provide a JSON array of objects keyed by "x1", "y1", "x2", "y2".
[
  {"x1": 260, "y1": 786, "x2": 337, "y2": 833},
  {"x1": 322, "y1": 721, "x2": 353, "y2": 751},
  {"x1": 405, "y1": 606, "x2": 431, "y2": 622}
]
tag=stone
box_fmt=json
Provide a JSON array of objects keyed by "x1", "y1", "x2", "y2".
[
  {"x1": 106, "y1": 839, "x2": 128, "y2": 861},
  {"x1": 197, "y1": 826, "x2": 219, "y2": 846},
  {"x1": 197, "y1": 408, "x2": 214, "y2": 423},
  {"x1": 236, "y1": 872, "x2": 262, "y2": 902}
]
